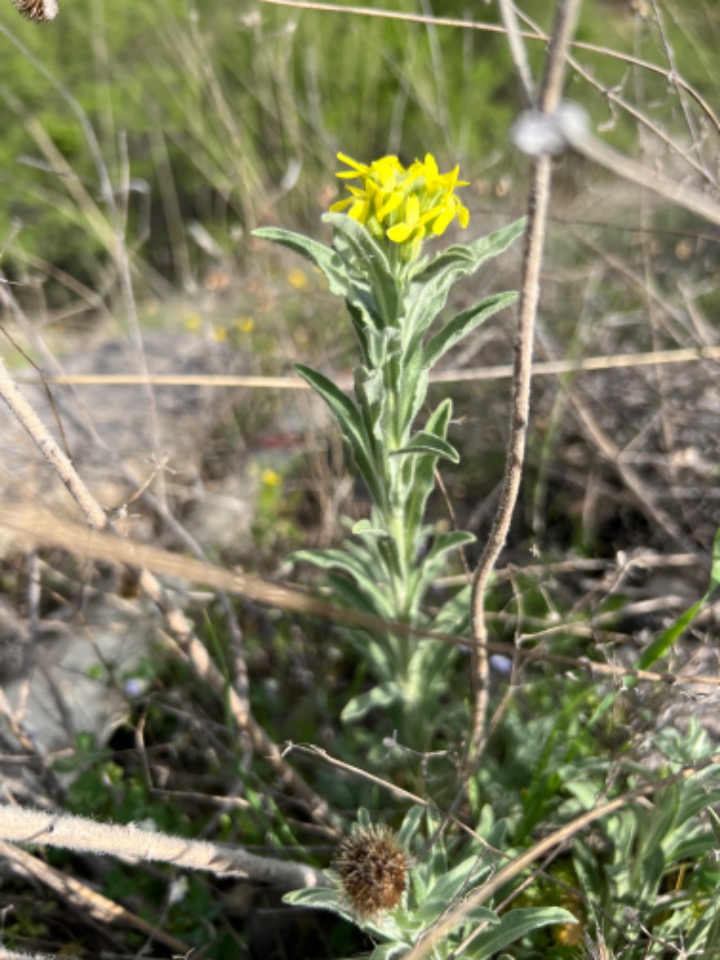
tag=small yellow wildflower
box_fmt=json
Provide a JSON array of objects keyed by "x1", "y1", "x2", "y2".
[
  {"x1": 213, "y1": 326, "x2": 228, "y2": 342},
  {"x1": 184, "y1": 312, "x2": 203, "y2": 331},
  {"x1": 287, "y1": 267, "x2": 309, "y2": 290},
  {"x1": 236, "y1": 315, "x2": 255, "y2": 334},
  {"x1": 261, "y1": 468, "x2": 282, "y2": 487},
  {"x1": 330, "y1": 152, "x2": 470, "y2": 262}
]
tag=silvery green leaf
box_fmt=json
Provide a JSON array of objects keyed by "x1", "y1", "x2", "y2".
[
  {"x1": 397, "y1": 346, "x2": 428, "y2": 433},
  {"x1": 470, "y1": 907, "x2": 578, "y2": 959},
  {"x1": 357, "y1": 806, "x2": 373, "y2": 827},
  {"x1": 283, "y1": 885, "x2": 349, "y2": 919},
  {"x1": 367, "y1": 943, "x2": 411, "y2": 960},
  {"x1": 293, "y1": 546, "x2": 393, "y2": 617},
  {"x1": 324, "y1": 213, "x2": 402, "y2": 328},
  {"x1": 412, "y1": 218, "x2": 526, "y2": 287},
  {"x1": 415, "y1": 896, "x2": 495, "y2": 927},
  {"x1": 365, "y1": 326, "x2": 393, "y2": 368},
  {"x1": 424, "y1": 530, "x2": 475, "y2": 563},
  {"x1": 352, "y1": 519, "x2": 390, "y2": 539},
  {"x1": 391, "y1": 431, "x2": 460, "y2": 464},
  {"x1": 295, "y1": 364, "x2": 384, "y2": 508},
  {"x1": 342, "y1": 682, "x2": 402, "y2": 722},
  {"x1": 253, "y1": 227, "x2": 348, "y2": 298},
  {"x1": 326, "y1": 574, "x2": 396, "y2": 638},
  {"x1": 397, "y1": 805, "x2": 426, "y2": 849},
  {"x1": 421, "y1": 854, "x2": 493, "y2": 911},
  {"x1": 405, "y1": 398, "x2": 453, "y2": 535},
  {"x1": 424, "y1": 290, "x2": 518, "y2": 368},
  {"x1": 404, "y1": 219, "x2": 525, "y2": 345},
  {"x1": 408, "y1": 530, "x2": 475, "y2": 594}
]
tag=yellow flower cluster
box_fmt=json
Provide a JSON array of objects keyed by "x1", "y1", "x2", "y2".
[{"x1": 330, "y1": 152, "x2": 470, "y2": 262}]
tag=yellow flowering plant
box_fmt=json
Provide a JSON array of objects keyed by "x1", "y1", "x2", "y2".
[
  {"x1": 330, "y1": 153, "x2": 470, "y2": 268},
  {"x1": 255, "y1": 152, "x2": 524, "y2": 746}
]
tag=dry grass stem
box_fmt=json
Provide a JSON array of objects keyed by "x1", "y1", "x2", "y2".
[
  {"x1": 0, "y1": 806, "x2": 326, "y2": 888},
  {"x1": 259, "y1": 0, "x2": 719, "y2": 132},
  {"x1": 0, "y1": 358, "x2": 107, "y2": 530},
  {"x1": 11, "y1": 344, "x2": 720, "y2": 389},
  {"x1": 0, "y1": 839, "x2": 191, "y2": 954},
  {"x1": 468, "y1": 0, "x2": 580, "y2": 766},
  {"x1": 0, "y1": 503, "x2": 717, "y2": 690},
  {"x1": 0, "y1": 354, "x2": 333, "y2": 826}
]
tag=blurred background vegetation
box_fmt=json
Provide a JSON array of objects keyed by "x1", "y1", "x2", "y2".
[{"x1": 1, "y1": 0, "x2": 715, "y2": 304}]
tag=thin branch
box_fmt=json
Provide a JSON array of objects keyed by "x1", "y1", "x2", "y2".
[
  {"x1": 0, "y1": 502, "x2": 718, "y2": 690},
  {"x1": 10, "y1": 343, "x2": 720, "y2": 388},
  {"x1": 0, "y1": 805, "x2": 327, "y2": 888},
  {"x1": 0, "y1": 358, "x2": 335, "y2": 828},
  {"x1": 258, "y1": 0, "x2": 720, "y2": 133},
  {"x1": 0, "y1": 840, "x2": 191, "y2": 954},
  {"x1": 560, "y1": 117, "x2": 720, "y2": 229},
  {"x1": 498, "y1": 0, "x2": 535, "y2": 107},
  {"x1": 0, "y1": 358, "x2": 107, "y2": 529},
  {"x1": 468, "y1": 0, "x2": 581, "y2": 766}
]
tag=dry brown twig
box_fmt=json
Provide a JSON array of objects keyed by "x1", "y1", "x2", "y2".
[
  {"x1": 468, "y1": 0, "x2": 581, "y2": 767},
  {"x1": 0, "y1": 350, "x2": 336, "y2": 829},
  {"x1": 1, "y1": 502, "x2": 717, "y2": 691},
  {"x1": 0, "y1": 839, "x2": 191, "y2": 954},
  {"x1": 11, "y1": 343, "x2": 720, "y2": 388},
  {"x1": 0, "y1": 806, "x2": 325, "y2": 889}
]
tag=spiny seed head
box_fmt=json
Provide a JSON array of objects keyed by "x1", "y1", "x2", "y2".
[
  {"x1": 11, "y1": 0, "x2": 59, "y2": 22},
  {"x1": 333, "y1": 824, "x2": 408, "y2": 917}
]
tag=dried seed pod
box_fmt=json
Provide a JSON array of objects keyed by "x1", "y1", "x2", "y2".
[
  {"x1": 333, "y1": 823, "x2": 408, "y2": 917},
  {"x1": 11, "y1": 0, "x2": 59, "y2": 22}
]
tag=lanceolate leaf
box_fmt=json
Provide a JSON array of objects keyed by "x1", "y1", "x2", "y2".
[
  {"x1": 425, "y1": 530, "x2": 475, "y2": 560},
  {"x1": 253, "y1": 227, "x2": 348, "y2": 298},
  {"x1": 283, "y1": 886, "x2": 350, "y2": 919},
  {"x1": 397, "y1": 345, "x2": 429, "y2": 435},
  {"x1": 404, "y1": 218, "x2": 525, "y2": 345},
  {"x1": 413, "y1": 218, "x2": 527, "y2": 286},
  {"x1": 424, "y1": 290, "x2": 518, "y2": 368},
  {"x1": 352, "y1": 519, "x2": 390, "y2": 539},
  {"x1": 295, "y1": 364, "x2": 384, "y2": 508},
  {"x1": 405, "y1": 398, "x2": 453, "y2": 537},
  {"x1": 633, "y1": 526, "x2": 720, "y2": 679},
  {"x1": 470, "y1": 907, "x2": 577, "y2": 959},
  {"x1": 324, "y1": 213, "x2": 402, "y2": 328},
  {"x1": 342, "y1": 681, "x2": 402, "y2": 722},
  {"x1": 293, "y1": 547, "x2": 393, "y2": 618},
  {"x1": 391, "y1": 431, "x2": 460, "y2": 463}
]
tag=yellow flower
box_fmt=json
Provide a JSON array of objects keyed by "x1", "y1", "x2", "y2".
[
  {"x1": 287, "y1": 267, "x2": 309, "y2": 290},
  {"x1": 236, "y1": 315, "x2": 255, "y2": 334},
  {"x1": 261, "y1": 468, "x2": 282, "y2": 487},
  {"x1": 330, "y1": 152, "x2": 470, "y2": 262}
]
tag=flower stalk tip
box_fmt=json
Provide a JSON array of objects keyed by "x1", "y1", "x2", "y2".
[{"x1": 330, "y1": 151, "x2": 470, "y2": 263}]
